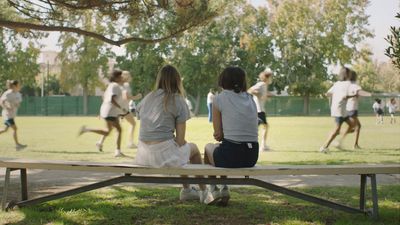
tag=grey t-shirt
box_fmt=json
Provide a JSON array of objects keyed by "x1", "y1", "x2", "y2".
[
  {"x1": 214, "y1": 90, "x2": 258, "y2": 142},
  {"x1": 137, "y1": 89, "x2": 190, "y2": 142}
]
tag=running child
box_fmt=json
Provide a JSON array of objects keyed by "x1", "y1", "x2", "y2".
[
  {"x1": 0, "y1": 80, "x2": 27, "y2": 150},
  {"x1": 79, "y1": 70, "x2": 126, "y2": 157},
  {"x1": 373, "y1": 98, "x2": 384, "y2": 124},
  {"x1": 388, "y1": 98, "x2": 397, "y2": 124},
  {"x1": 344, "y1": 70, "x2": 371, "y2": 149},
  {"x1": 204, "y1": 66, "x2": 259, "y2": 206},
  {"x1": 134, "y1": 65, "x2": 215, "y2": 204},
  {"x1": 320, "y1": 67, "x2": 354, "y2": 153},
  {"x1": 95, "y1": 71, "x2": 142, "y2": 151},
  {"x1": 248, "y1": 68, "x2": 274, "y2": 151}
]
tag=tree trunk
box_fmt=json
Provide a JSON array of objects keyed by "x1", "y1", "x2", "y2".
[
  {"x1": 83, "y1": 88, "x2": 88, "y2": 115},
  {"x1": 193, "y1": 91, "x2": 201, "y2": 116},
  {"x1": 303, "y1": 93, "x2": 310, "y2": 115}
]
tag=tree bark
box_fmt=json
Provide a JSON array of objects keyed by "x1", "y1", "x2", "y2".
[
  {"x1": 83, "y1": 88, "x2": 88, "y2": 115},
  {"x1": 303, "y1": 93, "x2": 310, "y2": 115},
  {"x1": 193, "y1": 91, "x2": 201, "y2": 116}
]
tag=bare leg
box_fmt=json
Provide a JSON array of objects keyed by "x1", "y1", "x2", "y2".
[
  {"x1": 260, "y1": 123, "x2": 269, "y2": 150},
  {"x1": 0, "y1": 126, "x2": 9, "y2": 135},
  {"x1": 10, "y1": 125, "x2": 21, "y2": 145},
  {"x1": 337, "y1": 119, "x2": 355, "y2": 147},
  {"x1": 124, "y1": 114, "x2": 136, "y2": 147},
  {"x1": 184, "y1": 143, "x2": 207, "y2": 190},
  {"x1": 322, "y1": 123, "x2": 342, "y2": 148},
  {"x1": 111, "y1": 121, "x2": 122, "y2": 151},
  {"x1": 352, "y1": 117, "x2": 362, "y2": 149}
]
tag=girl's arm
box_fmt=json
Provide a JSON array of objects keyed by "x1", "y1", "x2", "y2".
[
  {"x1": 212, "y1": 104, "x2": 223, "y2": 142},
  {"x1": 175, "y1": 122, "x2": 187, "y2": 147},
  {"x1": 124, "y1": 91, "x2": 142, "y2": 101}
]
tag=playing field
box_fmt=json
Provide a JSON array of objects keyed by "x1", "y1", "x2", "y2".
[{"x1": 0, "y1": 116, "x2": 399, "y2": 165}]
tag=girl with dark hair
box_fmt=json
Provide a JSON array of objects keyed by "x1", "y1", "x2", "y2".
[
  {"x1": 134, "y1": 65, "x2": 215, "y2": 204},
  {"x1": 78, "y1": 70, "x2": 127, "y2": 157},
  {"x1": 0, "y1": 80, "x2": 27, "y2": 150},
  {"x1": 373, "y1": 98, "x2": 384, "y2": 124},
  {"x1": 204, "y1": 66, "x2": 259, "y2": 206}
]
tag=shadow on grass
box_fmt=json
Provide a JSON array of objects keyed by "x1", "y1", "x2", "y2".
[{"x1": 4, "y1": 185, "x2": 400, "y2": 225}]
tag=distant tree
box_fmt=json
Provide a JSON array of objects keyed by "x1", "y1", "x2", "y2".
[
  {"x1": 385, "y1": 13, "x2": 400, "y2": 70},
  {"x1": 267, "y1": 0, "x2": 373, "y2": 114}
]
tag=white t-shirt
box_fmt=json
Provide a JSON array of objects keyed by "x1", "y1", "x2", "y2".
[
  {"x1": 250, "y1": 81, "x2": 267, "y2": 113},
  {"x1": 388, "y1": 103, "x2": 398, "y2": 114},
  {"x1": 120, "y1": 82, "x2": 131, "y2": 110},
  {"x1": 207, "y1": 92, "x2": 214, "y2": 104},
  {"x1": 100, "y1": 82, "x2": 123, "y2": 118},
  {"x1": 1, "y1": 89, "x2": 22, "y2": 120},
  {"x1": 346, "y1": 82, "x2": 362, "y2": 111},
  {"x1": 327, "y1": 81, "x2": 351, "y2": 117},
  {"x1": 372, "y1": 102, "x2": 383, "y2": 111}
]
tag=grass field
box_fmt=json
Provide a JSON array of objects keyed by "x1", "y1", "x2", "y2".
[
  {"x1": 0, "y1": 116, "x2": 399, "y2": 225},
  {"x1": 0, "y1": 116, "x2": 399, "y2": 164}
]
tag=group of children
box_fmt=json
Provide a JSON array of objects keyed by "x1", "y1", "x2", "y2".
[
  {"x1": 0, "y1": 65, "x2": 398, "y2": 206},
  {"x1": 373, "y1": 98, "x2": 398, "y2": 124}
]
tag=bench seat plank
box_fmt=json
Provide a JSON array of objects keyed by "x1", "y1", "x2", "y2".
[{"x1": 1, "y1": 158, "x2": 399, "y2": 176}]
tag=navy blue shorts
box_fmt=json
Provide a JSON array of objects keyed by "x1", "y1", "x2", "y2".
[
  {"x1": 213, "y1": 139, "x2": 259, "y2": 168},
  {"x1": 104, "y1": 117, "x2": 118, "y2": 122},
  {"x1": 335, "y1": 116, "x2": 349, "y2": 125},
  {"x1": 347, "y1": 110, "x2": 358, "y2": 118},
  {"x1": 258, "y1": 112, "x2": 267, "y2": 125},
  {"x1": 4, "y1": 119, "x2": 15, "y2": 127}
]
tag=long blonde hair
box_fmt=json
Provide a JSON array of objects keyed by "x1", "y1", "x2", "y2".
[{"x1": 154, "y1": 65, "x2": 186, "y2": 110}]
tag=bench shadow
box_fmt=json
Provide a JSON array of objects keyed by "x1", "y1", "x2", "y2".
[{"x1": 4, "y1": 185, "x2": 400, "y2": 225}]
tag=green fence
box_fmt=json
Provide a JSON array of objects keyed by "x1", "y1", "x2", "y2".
[{"x1": 16, "y1": 96, "x2": 394, "y2": 116}]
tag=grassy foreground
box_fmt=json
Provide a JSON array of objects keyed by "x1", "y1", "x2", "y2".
[
  {"x1": 0, "y1": 116, "x2": 399, "y2": 224},
  {"x1": 0, "y1": 185, "x2": 399, "y2": 225}
]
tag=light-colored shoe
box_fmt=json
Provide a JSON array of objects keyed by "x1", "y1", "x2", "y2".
[
  {"x1": 180, "y1": 187, "x2": 200, "y2": 201},
  {"x1": 78, "y1": 126, "x2": 86, "y2": 137},
  {"x1": 332, "y1": 141, "x2": 342, "y2": 149},
  {"x1": 200, "y1": 188, "x2": 218, "y2": 205},
  {"x1": 319, "y1": 146, "x2": 329, "y2": 153},
  {"x1": 262, "y1": 145, "x2": 271, "y2": 151},
  {"x1": 219, "y1": 186, "x2": 230, "y2": 207},
  {"x1": 16, "y1": 144, "x2": 27, "y2": 151},
  {"x1": 114, "y1": 151, "x2": 126, "y2": 157},
  {"x1": 209, "y1": 185, "x2": 222, "y2": 200},
  {"x1": 127, "y1": 143, "x2": 137, "y2": 149},
  {"x1": 96, "y1": 142, "x2": 103, "y2": 152}
]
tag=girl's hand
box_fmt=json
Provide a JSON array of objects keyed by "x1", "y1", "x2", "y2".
[{"x1": 213, "y1": 131, "x2": 223, "y2": 142}]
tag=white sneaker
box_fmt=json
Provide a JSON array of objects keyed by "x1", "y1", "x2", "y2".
[
  {"x1": 332, "y1": 141, "x2": 342, "y2": 149},
  {"x1": 16, "y1": 144, "x2": 27, "y2": 151},
  {"x1": 127, "y1": 143, "x2": 137, "y2": 149},
  {"x1": 114, "y1": 151, "x2": 126, "y2": 157},
  {"x1": 262, "y1": 145, "x2": 271, "y2": 151},
  {"x1": 180, "y1": 187, "x2": 200, "y2": 201},
  {"x1": 319, "y1": 146, "x2": 329, "y2": 153},
  {"x1": 209, "y1": 185, "x2": 222, "y2": 200},
  {"x1": 219, "y1": 185, "x2": 230, "y2": 207},
  {"x1": 78, "y1": 126, "x2": 86, "y2": 136},
  {"x1": 199, "y1": 188, "x2": 218, "y2": 205},
  {"x1": 96, "y1": 142, "x2": 103, "y2": 152}
]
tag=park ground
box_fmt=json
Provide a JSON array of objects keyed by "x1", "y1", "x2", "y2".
[{"x1": 0, "y1": 116, "x2": 399, "y2": 225}]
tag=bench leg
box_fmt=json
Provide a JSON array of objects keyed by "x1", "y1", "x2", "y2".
[
  {"x1": 369, "y1": 174, "x2": 379, "y2": 219},
  {"x1": 359, "y1": 174, "x2": 367, "y2": 211},
  {"x1": 20, "y1": 169, "x2": 28, "y2": 201},
  {"x1": 1, "y1": 168, "x2": 11, "y2": 211}
]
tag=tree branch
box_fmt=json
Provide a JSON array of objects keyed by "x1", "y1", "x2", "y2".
[{"x1": 0, "y1": 19, "x2": 207, "y2": 46}]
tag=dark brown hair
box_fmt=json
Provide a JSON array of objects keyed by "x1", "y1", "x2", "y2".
[
  {"x1": 338, "y1": 67, "x2": 351, "y2": 81},
  {"x1": 218, "y1": 66, "x2": 247, "y2": 93},
  {"x1": 109, "y1": 70, "x2": 123, "y2": 82},
  {"x1": 6, "y1": 80, "x2": 19, "y2": 89},
  {"x1": 349, "y1": 70, "x2": 357, "y2": 82}
]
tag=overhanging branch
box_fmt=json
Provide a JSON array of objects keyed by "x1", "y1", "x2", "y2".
[{"x1": 0, "y1": 19, "x2": 206, "y2": 46}]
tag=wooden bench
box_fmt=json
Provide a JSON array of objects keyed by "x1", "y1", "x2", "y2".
[{"x1": 1, "y1": 158, "x2": 399, "y2": 219}]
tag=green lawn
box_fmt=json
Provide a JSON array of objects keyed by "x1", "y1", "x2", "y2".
[
  {"x1": 0, "y1": 116, "x2": 399, "y2": 225},
  {"x1": 0, "y1": 116, "x2": 399, "y2": 164}
]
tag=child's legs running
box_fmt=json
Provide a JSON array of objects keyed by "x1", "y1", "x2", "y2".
[
  {"x1": 323, "y1": 120, "x2": 343, "y2": 148},
  {"x1": 109, "y1": 120, "x2": 122, "y2": 150},
  {"x1": 10, "y1": 124, "x2": 21, "y2": 145},
  {"x1": 353, "y1": 117, "x2": 362, "y2": 147},
  {"x1": 0, "y1": 125, "x2": 9, "y2": 135}
]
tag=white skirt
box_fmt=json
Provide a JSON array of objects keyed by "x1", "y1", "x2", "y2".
[{"x1": 134, "y1": 139, "x2": 191, "y2": 168}]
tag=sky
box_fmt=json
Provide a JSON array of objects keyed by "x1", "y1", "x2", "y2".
[{"x1": 37, "y1": 0, "x2": 399, "y2": 63}]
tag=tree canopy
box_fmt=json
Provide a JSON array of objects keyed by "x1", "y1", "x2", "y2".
[{"x1": 0, "y1": 0, "x2": 226, "y2": 46}]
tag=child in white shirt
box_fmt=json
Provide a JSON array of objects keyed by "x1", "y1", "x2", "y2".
[
  {"x1": 388, "y1": 98, "x2": 397, "y2": 124},
  {"x1": 373, "y1": 98, "x2": 384, "y2": 124},
  {"x1": 0, "y1": 80, "x2": 27, "y2": 150},
  {"x1": 320, "y1": 67, "x2": 354, "y2": 153}
]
